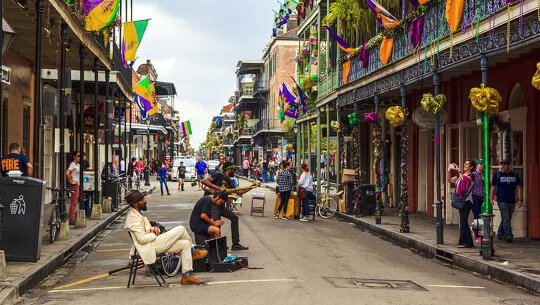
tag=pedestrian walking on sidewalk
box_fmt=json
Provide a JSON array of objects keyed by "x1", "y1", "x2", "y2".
[
  {"x1": 490, "y1": 158, "x2": 522, "y2": 243},
  {"x1": 177, "y1": 161, "x2": 186, "y2": 191},
  {"x1": 455, "y1": 159, "x2": 475, "y2": 248},
  {"x1": 195, "y1": 156, "x2": 207, "y2": 191},
  {"x1": 275, "y1": 160, "x2": 294, "y2": 220},
  {"x1": 158, "y1": 163, "x2": 171, "y2": 196},
  {"x1": 242, "y1": 157, "x2": 250, "y2": 178},
  {"x1": 66, "y1": 151, "x2": 82, "y2": 224},
  {"x1": 298, "y1": 163, "x2": 314, "y2": 222},
  {"x1": 471, "y1": 159, "x2": 485, "y2": 242}
]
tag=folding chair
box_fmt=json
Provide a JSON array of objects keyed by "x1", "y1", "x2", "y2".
[
  {"x1": 250, "y1": 192, "x2": 266, "y2": 216},
  {"x1": 109, "y1": 231, "x2": 167, "y2": 288}
]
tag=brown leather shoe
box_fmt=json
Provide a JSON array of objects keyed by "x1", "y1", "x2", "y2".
[
  {"x1": 192, "y1": 249, "x2": 208, "y2": 260},
  {"x1": 181, "y1": 274, "x2": 204, "y2": 285}
]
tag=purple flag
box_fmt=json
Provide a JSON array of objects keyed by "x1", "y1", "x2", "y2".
[
  {"x1": 82, "y1": 0, "x2": 103, "y2": 15},
  {"x1": 282, "y1": 83, "x2": 297, "y2": 107},
  {"x1": 290, "y1": 76, "x2": 307, "y2": 113},
  {"x1": 409, "y1": 16, "x2": 424, "y2": 48}
]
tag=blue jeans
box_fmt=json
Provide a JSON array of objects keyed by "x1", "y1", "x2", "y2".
[
  {"x1": 472, "y1": 195, "x2": 483, "y2": 219},
  {"x1": 269, "y1": 171, "x2": 275, "y2": 182},
  {"x1": 262, "y1": 170, "x2": 269, "y2": 182},
  {"x1": 497, "y1": 202, "x2": 516, "y2": 239},
  {"x1": 159, "y1": 178, "x2": 169, "y2": 195},
  {"x1": 301, "y1": 191, "x2": 313, "y2": 217}
]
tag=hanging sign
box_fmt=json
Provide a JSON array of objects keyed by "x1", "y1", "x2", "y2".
[
  {"x1": 412, "y1": 107, "x2": 448, "y2": 129},
  {"x1": 1, "y1": 65, "x2": 11, "y2": 85}
]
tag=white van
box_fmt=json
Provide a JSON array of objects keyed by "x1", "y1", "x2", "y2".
[{"x1": 170, "y1": 158, "x2": 197, "y2": 181}]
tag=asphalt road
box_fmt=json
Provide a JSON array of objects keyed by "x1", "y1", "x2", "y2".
[{"x1": 17, "y1": 180, "x2": 539, "y2": 305}]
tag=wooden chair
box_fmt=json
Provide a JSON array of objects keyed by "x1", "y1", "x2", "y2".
[
  {"x1": 109, "y1": 231, "x2": 167, "y2": 288},
  {"x1": 250, "y1": 192, "x2": 266, "y2": 216}
]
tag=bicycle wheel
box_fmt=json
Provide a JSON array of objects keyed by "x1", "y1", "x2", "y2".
[
  {"x1": 317, "y1": 197, "x2": 337, "y2": 219},
  {"x1": 49, "y1": 206, "x2": 61, "y2": 243},
  {"x1": 160, "y1": 254, "x2": 181, "y2": 277}
]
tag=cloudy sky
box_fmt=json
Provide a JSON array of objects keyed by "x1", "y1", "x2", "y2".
[{"x1": 133, "y1": 0, "x2": 276, "y2": 149}]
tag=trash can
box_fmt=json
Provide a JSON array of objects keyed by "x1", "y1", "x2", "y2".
[
  {"x1": 355, "y1": 184, "x2": 376, "y2": 217},
  {"x1": 0, "y1": 177, "x2": 46, "y2": 262},
  {"x1": 103, "y1": 180, "x2": 119, "y2": 211},
  {"x1": 345, "y1": 181, "x2": 355, "y2": 214}
]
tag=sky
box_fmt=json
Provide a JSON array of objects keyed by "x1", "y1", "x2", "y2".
[{"x1": 133, "y1": 0, "x2": 276, "y2": 149}]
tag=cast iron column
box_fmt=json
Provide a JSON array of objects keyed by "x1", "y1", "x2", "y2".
[
  {"x1": 33, "y1": 0, "x2": 44, "y2": 177},
  {"x1": 79, "y1": 44, "x2": 85, "y2": 210},
  {"x1": 316, "y1": 109, "x2": 321, "y2": 220},
  {"x1": 129, "y1": 99, "x2": 132, "y2": 161},
  {"x1": 145, "y1": 128, "x2": 150, "y2": 186},
  {"x1": 0, "y1": 0, "x2": 4, "y2": 155},
  {"x1": 307, "y1": 121, "x2": 311, "y2": 174},
  {"x1": 336, "y1": 102, "x2": 342, "y2": 191},
  {"x1": 400, "y1": 84, "x2": 410, "y2": 232},
  {"x1": 480, "y1": 54, "x2": 494, "y2": 260},
  {"x1": 374, "y1": 94, "x2": 382, "y2": 224},
  {"x1": 93, "y1": 58, "x2": 99, "y2": 202},
  {"x1": 434, "y1": 66, "x2": 444, "y2": 244},
  {"x1": 325, "y1": 104, "x2": 330, "y2": 186},
  {"x1": 123, "y1": 98, "x2": 127, "y2": 164},
  {"x1": 59, "y1": 23, "x2": 67, "y2": 222},
  {"x1": 104, "y1": 70, "x2": 110, "y2": 196}
]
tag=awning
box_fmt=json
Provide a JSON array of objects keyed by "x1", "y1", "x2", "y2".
[{"x1": 119, "y1": 123, "x2": 167, "y2": 135}]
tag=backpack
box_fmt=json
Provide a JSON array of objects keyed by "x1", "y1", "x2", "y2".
[{"x1": 451, "y1": 178, "x2": 473, "y2": 210}]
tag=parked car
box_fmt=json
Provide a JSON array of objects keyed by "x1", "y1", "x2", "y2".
[
  {"x1": 207, "y1": 160, "x2": 220, "y2": 173},
  {"x1": 170, "y1": 158, "x2": 197, "y2": 181}
]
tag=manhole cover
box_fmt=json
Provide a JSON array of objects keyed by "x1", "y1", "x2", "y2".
[{"x1": 323, "y1": 277, "x2": 427, "y2": 291}]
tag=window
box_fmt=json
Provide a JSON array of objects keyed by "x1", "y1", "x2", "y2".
[{"x1": 1, "y1": 98, "x2": 7, "y2": 154}]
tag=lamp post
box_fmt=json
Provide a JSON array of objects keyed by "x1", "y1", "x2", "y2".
[
  {"x1": 145, "y1": 127, "x2": 150, "y2": 186},
  {"x1": 293, "y1": 123, "x2": 298, "y2": 174},
  {"x1": 34, "y1": 0, "x2": 44, "y2": 178},
  {"x1": 1, "y1": 17, "x2": 16, "y2": 154}
]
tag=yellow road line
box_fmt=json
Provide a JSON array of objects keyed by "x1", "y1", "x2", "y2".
[
  {"x1": 95, "y1": 248, "x2": 131, "y2": 253},
  {"x1": 53, "y1": 273, "x2": 110, "y2": 290}
]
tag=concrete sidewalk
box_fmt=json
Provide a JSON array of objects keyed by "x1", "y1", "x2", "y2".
[
  {"x1": 0, "y1": 181, "x2": 159, "y2": 305},
  {"x1": 239, "y1": 176, "x2": 540, "y2": 294}
]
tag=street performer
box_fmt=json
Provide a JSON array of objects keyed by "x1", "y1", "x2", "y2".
[
  {"x1": 124, "y1": 190, "x2": 207, "y2": 285},
  {"x1": 202, "y1": 161, "x2": 254, "y2": 250}
]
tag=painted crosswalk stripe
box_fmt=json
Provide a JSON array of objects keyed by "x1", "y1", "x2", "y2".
[
  {"x1": 427, "y1": 285, "x2": 485, "y2": 289},
  {"x1": 206, "y1": 279, "x2": 296, "y2": 285},
  {"x1": 95, "y1": 248, "x2": 131, "y2": 253}
]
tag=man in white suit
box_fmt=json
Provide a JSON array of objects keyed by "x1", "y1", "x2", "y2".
[{"x1": 125, "y1": 190, "x2": 207, "y2": 285}]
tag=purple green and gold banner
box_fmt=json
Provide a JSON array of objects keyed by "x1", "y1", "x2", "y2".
[
  {"x1": 122, "y1": 19, "x2": 150, "y2": 63},
  {"x1": 181, "y1": 121, "x2": 193, "y2": 136},
  {"x1": 84, "y1": 0, "x2": 120, "y2": 31}
]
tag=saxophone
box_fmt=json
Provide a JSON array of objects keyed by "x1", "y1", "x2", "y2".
[{"x1": 224, "y1": 183, "x2": 259, "y2": 200}]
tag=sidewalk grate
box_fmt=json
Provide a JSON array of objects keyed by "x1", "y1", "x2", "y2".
[
  {"x1": 323, "y1": 277, "x2": 427, "y2": 291},
  {"x1": 435, "y1": 249, "x2": 454, "y2": 264}
]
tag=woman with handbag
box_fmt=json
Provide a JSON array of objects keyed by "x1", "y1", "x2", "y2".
[
  {"x1": 297, "y1": 163, "x2": 314, "y2": 222},
  {"x1": 455, "y1": 159, "x2": 476, "y2": 248}
]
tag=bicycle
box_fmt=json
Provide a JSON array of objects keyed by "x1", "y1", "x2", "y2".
[
  {"x1": 317, "y1": 181, "x2": 339, "y2": 219},
  {"x1": 133, "y1": 172, "x2": 143, "y2": 190},
  {"x1": 47, "y1": 187, "x2": 71, "y2": 243}
]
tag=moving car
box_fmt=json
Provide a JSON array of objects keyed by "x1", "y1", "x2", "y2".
[{"x1": 170, "y1": 158, "x2": 197, "y2": 181}]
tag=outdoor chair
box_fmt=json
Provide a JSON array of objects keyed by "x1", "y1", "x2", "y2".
[
  {"x1": 108, "y1": 231, "x2": 167, "y2": 288},
  {"x1": 250, "y1": 192, "x2": 266, "y2": 216}
]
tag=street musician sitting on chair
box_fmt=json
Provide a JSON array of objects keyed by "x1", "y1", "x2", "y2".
[{"x1": 202, "y1": 161, "x2": 256, "y2": 250}]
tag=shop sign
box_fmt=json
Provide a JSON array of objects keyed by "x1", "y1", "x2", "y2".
[
  {"x1": 412, "y1": 107, "x2": 448, "y2": 129},
  {"x1": 1, "y1": 65, "x2": 11, "y2": 85}
]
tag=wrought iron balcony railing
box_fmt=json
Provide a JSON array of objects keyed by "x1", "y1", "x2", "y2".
[
  {"x1": 254, "y1": 119, "x2": 285, "y2": 134},
  {"x1": 337, "y1": 0, "x2": 507, "y2": 87}
]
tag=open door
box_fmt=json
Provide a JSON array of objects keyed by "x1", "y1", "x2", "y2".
[{"x1": 445, "y1": 124, "x2": 459, "y2": 224}]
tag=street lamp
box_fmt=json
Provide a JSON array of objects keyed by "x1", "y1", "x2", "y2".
[
  {"x1": 293, "y1": 123, "x2": 298, "y2": 134},
  {"x1": 145, "y1": 128, "x2": 150, "y2": 186}
]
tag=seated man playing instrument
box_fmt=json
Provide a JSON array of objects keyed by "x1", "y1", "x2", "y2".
[
  {"x1": 189, "y1": 190, "x2": 228, "y2": 239},
  {"x1": 124, "y1": 190, "x2": 207, "y2": 285}
]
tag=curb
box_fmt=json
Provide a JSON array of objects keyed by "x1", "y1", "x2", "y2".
[
  {"x1": 0, "y1": 204, "x2": 130, "y2": 305},
  {"x1": 335, "y1": 211, "x2": 540, "y2": 294}
]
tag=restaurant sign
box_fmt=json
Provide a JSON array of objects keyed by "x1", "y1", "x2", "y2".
[
  {"x1": 1, "y1": 65, "x2": 11, "y2": 85},
  {"x1": 412, "y1": 107, "x2": 448, "y2": 129}
]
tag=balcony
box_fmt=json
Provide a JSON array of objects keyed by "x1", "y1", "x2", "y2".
[
  {"x1": 318, "y1": 70, "x2": 338, "y2": 100},
  {"x1": 337, "y1": 0, "x2": 507, "y2": 88},
  {"x1": 253, "y1": 119, "x2": 285, "y2": 137}
]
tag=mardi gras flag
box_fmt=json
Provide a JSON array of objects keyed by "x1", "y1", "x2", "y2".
[
  {"x1": 84, "y1": 0, "x2": 120, "y2": 31},
  {"x1": 122, "y1": 19, "x2": 150, "y2": 62},
  {"x1": 409, "y1": 0, "x2": 431, "y2": 6},
  {"x1": 324, "y1": 26, "x2": 355, "y2": 54},
  {"x1": 282, "y1": 83, "x2": 298, "y2": 119},
  {"x1": 291, "y1": 76, "x2": 307, "y2": 113},
  {"x1": 133, "y1": 77, "x2": 154, "y2": 117},
  {"x1": 277, "y1": 89, "x2": 285, "y2": 123},
  {"x1": 181, "y1": 121, "x2": 193, "y2": 136},
  {"x1": 365, "y1": 0, "x2": 400, "y2": 29}
]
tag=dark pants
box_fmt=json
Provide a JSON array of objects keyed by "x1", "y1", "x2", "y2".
[
  {"x1": 497, "y1": 202, "x2": 516, "y2": 239},
  {"x1": 243, "y1": 168, "x2": 248, "y2": 178},
  {"x1": 277, "y1": 191, "x2": 291, "y2": 216},
  {"x1": 211, "y1": 204, "x2": 240, "y2": 244},
  {"x1": 459, "y1": 201, "x2": 474, "y2": 247},
  {"x1": 159, "y1": 178, "x2": 169, "y2": 195},
  {"x1": 301, "y1": 191, "x2": 313, "y2": 217},
  {"x1": 472, "y1": 195, "x2": 483, "y2": 219}
]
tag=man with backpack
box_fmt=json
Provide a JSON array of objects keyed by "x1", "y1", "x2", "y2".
[{"x1": 490, "y1": 159, "x2": 522, "y2": 243}]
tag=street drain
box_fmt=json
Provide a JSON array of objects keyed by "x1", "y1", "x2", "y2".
[{"x1": 323, "y1": 277, "x2": 427, "y2": 291}]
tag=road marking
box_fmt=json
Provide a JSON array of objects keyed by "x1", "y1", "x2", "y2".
[
  {"x1": 50, "y1": 283, "x2": 163, "y2": 293},
  {"x1": 206, "y1": 279, "x2": 296, "y2": 285},
  {"x1": 53, "y1": 273, "x2": 111, "y2": 290},
  {"x1": 427, "y1": 285, "x2": 485, "y2": 289},
  {"x1": 95, "y1": 248, "x2": 131, "y2": 253}
]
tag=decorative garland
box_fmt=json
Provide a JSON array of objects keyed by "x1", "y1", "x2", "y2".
[
  {"x1": 469, "y1": 84, "x2": 501, "y2": 115},
  {"x1": 421, "y1": 93, "x2": 446, "y2": 115},
  {"x1": 351, "y1": 125, "x2": 362, "y2": 215},
  {"x1": 385, "y1": 106, "x2": 406, "y2": 127},
  {"x1": 532, "y1": 61, "x2": 540, "y2": 90},
  {"x1": 399, "y1": 117, "x2": 410, "y2": 233},
  {"x1": 371, "y1": 121, "x2": 384, "y2": 221}
]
